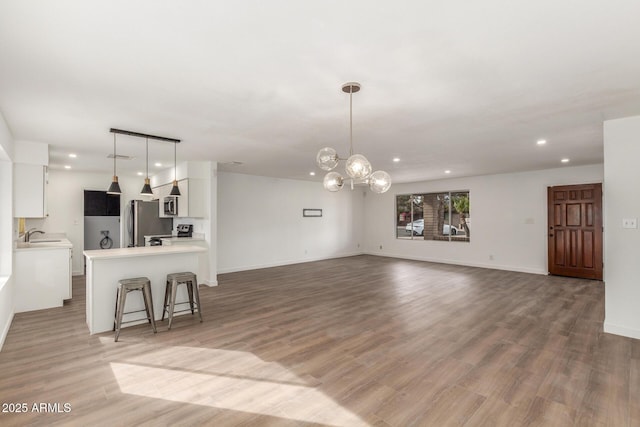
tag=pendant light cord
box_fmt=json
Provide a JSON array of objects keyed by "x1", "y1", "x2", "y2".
[
  {"x1": 174, "y1": 142, "x2": 177, "y2": 181},
  {"x1": 145, "y1": 138, "x2": 149, "y2": 178},
  {"x1": 113, "y1": 133, "x2": 116, "y2": 175}
]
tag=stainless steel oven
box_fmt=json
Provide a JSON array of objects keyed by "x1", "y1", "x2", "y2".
[{"x1": 163, "y1": 196, "x2": 178, "y2": 216}]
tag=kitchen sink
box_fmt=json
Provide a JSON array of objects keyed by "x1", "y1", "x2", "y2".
[{"x1": 30, "y1": 239, "x2": 62, "y2": 243}]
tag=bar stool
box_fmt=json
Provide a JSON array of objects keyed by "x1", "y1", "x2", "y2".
[
  {"x1": 113, "y1": 277, "x2": 157, "y2": 342},
  {"x1": 162, "y1": 272, "x2": 203, "y2": 330}
]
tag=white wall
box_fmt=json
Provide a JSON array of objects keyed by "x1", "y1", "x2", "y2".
[
  {"x1": 0, "y1": 111, "x2": 15, "y2": 350},
  {"x1": 603, "y1": 116, "x2": 640, "y2": 339},
  {"x1": 217, "y1": 172, "x2": 364, "y2": 273},
  {"x1": 363, "y1": 164, "x2": 604, "y2": 274}
]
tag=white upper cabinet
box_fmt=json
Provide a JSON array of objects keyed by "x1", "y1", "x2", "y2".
[
  {"x1": 154, "y1": 178, "x2": 205, "y2": 219},
  {"x1": 14, "y1": 163, "x2": 47, "y2": 218},
  {"x1": 177, "y1": 178, "x2": 205, "y2": 218}
]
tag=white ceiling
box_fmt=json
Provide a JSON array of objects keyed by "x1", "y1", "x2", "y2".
[{"x1": 1, "y1": 1, "x2": 639, "y2": 184}]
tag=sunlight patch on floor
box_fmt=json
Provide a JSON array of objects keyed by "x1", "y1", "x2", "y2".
[{"x1": 110, "y1": 346, "x2": 368, "y2": 426}]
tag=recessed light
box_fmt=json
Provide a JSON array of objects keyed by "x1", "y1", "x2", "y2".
[
  {"x1": 537, "y1": 139, "x2": 547, "y2": 145},
  {"x1": 444, "y1": 170, "x2": 451, "y2": 174},
  {"x1": 137, "y1": 172, "x2": 144, "y2": 176},
  {"x1": 393, "y1": 157, "x2": 400, "y2": 162},
  {"x1": 64, "y1": 165, "x2": 71, "y2": 169},
  {"x1": 68, "y1": 153, "x2": 77, "y2": 158},
  {"x1": 154, "y1": 162, "x2": 162, "y2": 167},
  {"x1": 561, "y1": 158, "x2": 570, "y2": 163},
  {"x1": 309, "y1": 172, "x2": 316, "y2": 176}
]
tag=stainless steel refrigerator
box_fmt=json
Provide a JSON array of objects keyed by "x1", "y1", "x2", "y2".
[{"x1": 127, "y1": 200, "x2": 173, "y2": 247}]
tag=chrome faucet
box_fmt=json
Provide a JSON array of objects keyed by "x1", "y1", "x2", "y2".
[{"x1": 24, "y1": 228, "x2": 45, "y2": 242}]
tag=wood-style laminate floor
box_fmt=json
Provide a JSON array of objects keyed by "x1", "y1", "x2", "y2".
[{"x1": 0, "y1": 255, "x2": 638, "y2": 426}]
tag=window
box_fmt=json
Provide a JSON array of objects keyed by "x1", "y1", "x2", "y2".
[{"x1": 396, "y1": 191, "x2": 470, "y2": 242}]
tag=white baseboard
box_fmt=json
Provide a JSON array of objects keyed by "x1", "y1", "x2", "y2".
[
  {"x1": 217, "y1": 251, "x2": 364, "y2": 275},
  {"x1": 0, "y1": 310, "x2": 14, "y2": 351},
  {"x1": 604, "y1": 322, "x2": 640, "y2": 340},
  {"x1": 362, "y1": 251, "x2": 548, "y2": 275},
  {"x1": 203, "y1": 279, "x2": 218, "y2": 287}
]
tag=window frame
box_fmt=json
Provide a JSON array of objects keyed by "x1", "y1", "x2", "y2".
[{"x1": 395, "y1": 190, "x2": 470, "y2": 242}]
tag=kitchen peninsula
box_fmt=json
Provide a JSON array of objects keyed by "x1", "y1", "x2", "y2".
[{"x1": 83, "y1": 245, "x2": 207, "y2": 334}]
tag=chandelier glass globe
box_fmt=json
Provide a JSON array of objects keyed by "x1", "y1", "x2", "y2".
[
  {"x1": 369, "y1": 170, "x2": 392, "y2": 194},
  {"x1": 345, "y1": 154, "x2": 372, "y2": 179},
  {"x1": 323, "y1": 172, "x2": 344, "y2": 192},
  {"x1": 316, "y1": 147, "x2": 339, "y2": 171}
]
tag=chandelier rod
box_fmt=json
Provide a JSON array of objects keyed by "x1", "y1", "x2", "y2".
[{"x1": 349, "y1": 85, "x2": 353, "y2": 157}]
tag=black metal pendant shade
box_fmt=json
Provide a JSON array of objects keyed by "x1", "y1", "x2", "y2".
[
  {"x1": 170, "y1": 180, "x2": 181, "y2": 196},
  {"x1": 140, "y1": 178, "x2": 153, "y2": 195},
  {"x1": 107, "y1": 176, "x2": 122, "y2": 195}
]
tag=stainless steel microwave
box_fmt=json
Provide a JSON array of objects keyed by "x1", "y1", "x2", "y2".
[{"x1": 163, "y1": 196, "x2": 178, "y2": 216}]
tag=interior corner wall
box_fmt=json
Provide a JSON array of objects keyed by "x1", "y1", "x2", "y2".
[
  {"x1": 217, "y1": 172, "x2": 364, "y2": 274},
  {"x1": 603, "y1": 115, "x2": 640, "y2": 339},
  {"x1": 363, "y1": 164, "x2": 604, "y2": 274},
  {"x1": 0, "y1": 111, "x2": 15, "y2": 350}
]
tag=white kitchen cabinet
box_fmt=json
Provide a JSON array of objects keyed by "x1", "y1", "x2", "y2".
[
  {"x1": 14, "y1": 245, "x2": 72, "y2": 312},
  {"x1": 14, "y1": 163, "x2": 47, "y2": 218},
  {"x1": 177, "y1": 179, "x2": 205, "y2": 218},
  {"x1": 154, "y1": 179, "x2": 205, "y2": 218}
]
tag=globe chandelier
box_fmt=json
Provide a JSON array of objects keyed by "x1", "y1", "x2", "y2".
[{"x1": 316, "y1": 82, "x2": 391, "y2": 194}]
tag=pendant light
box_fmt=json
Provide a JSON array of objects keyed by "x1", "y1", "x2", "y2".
[
  {"x1": 140, "y1": 137, "x2": 153, "y2": 196},
  {"x1": 107, "y1": 133, "x2": 122, "y2": 195},
  {"x1": 169, "y1": 141, "x2": 181, "y2": 196},
  {"x1": 316, "y1": 82, "x2": 391, "y2": 194}
]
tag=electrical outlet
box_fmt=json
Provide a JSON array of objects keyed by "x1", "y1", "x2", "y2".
[
  {"x1": 489, "y1": 254, "x2": 494, "y2": 260},
  {"x1": 379, "y1": 245, "x2": 383, "y2": 250},
  {"x1": 622, "y1": 218, "x2": 638, "y2": 229}
]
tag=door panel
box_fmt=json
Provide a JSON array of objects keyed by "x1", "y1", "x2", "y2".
[
  {"x1": 547, "y1": 183, "x2": 602, "y2": 280},
  {"x1": 555, "y1": 231, "x2": 565, "y2": 266},
  {"x1": 583, "y1": 231, "x2": 594, "y2": 268},
  {"x1": 566, "y1": 204, "x2": 582, "y2": 226},
  {"x1": 554, "y1": 205, "x2": 562, "y2": 226}
]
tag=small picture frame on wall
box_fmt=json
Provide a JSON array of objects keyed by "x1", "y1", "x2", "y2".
[{"x1": 303, "y1": 209, "x2": 322, "y2": 217}]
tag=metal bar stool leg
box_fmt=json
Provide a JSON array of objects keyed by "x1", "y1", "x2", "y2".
[
  {"x1": 192, "y1": 276, "x2": 203, "y2": 323},
  {"x1": 113, "y1": 286, "x2": 120, "y2": 332},
  {"x1": 142, "y1": 282, "x2": 157, "y2": 334},
  {"x1": 167, "y1": 279, "x2": 178, "y2": 330},
  {"x1": 114, "y1": 284, "x2": 127, "y2": 342},
  {"x1": 186, "y1": 280, "x2": 195, "y2": 314},
  {"x1": 161, "y1": 279, "x2": 170, "y2": 322}
]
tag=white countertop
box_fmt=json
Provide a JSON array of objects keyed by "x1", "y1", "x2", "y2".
[
  {"x1": 83, "y1": 245, "x2": 206, "y2": 260},
  {"x1": 160, "y1": 236, "x2": 205, "y2": 243},
  {"x1": 14, "y1": 234, "x2": 73, "y2": 251}
]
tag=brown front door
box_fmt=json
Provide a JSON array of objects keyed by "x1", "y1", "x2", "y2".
[{"x1": 547, "y1": 183, "x2": 603, "y2": 280}]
